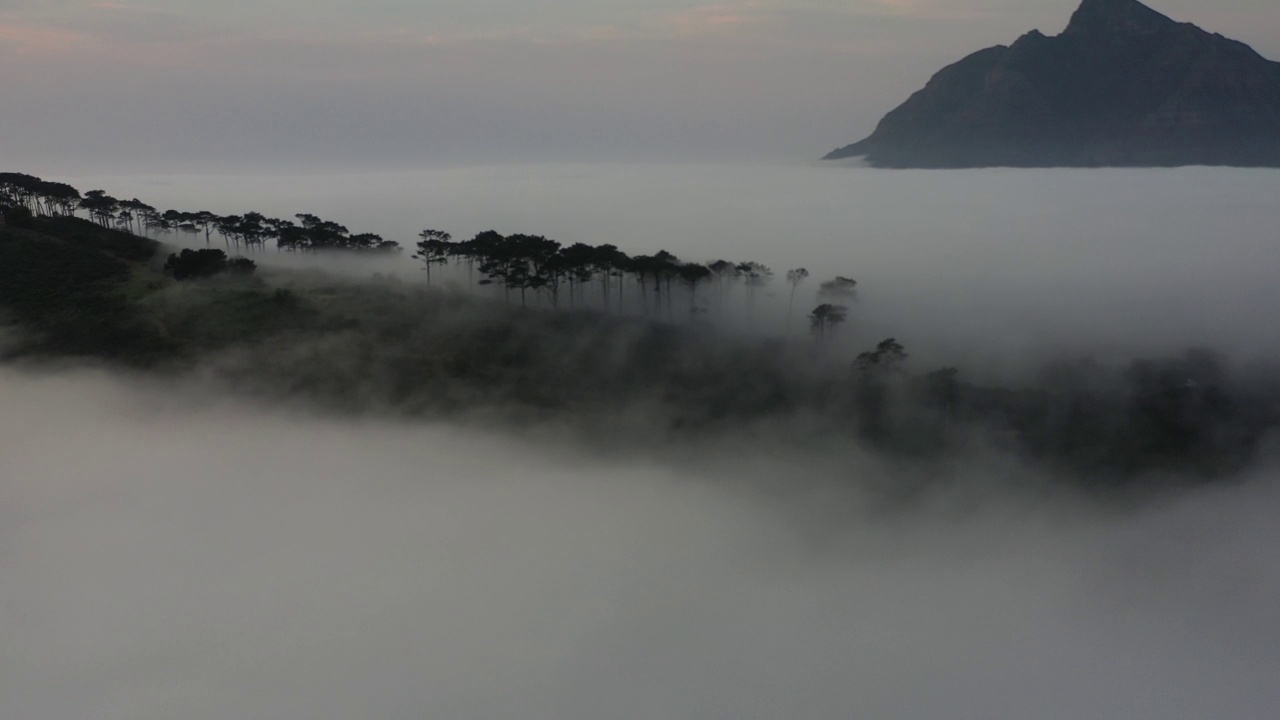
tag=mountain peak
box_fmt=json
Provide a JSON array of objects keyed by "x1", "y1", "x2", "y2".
[
  {"x1": 824, "y1": 0, "x2": 1280, "y2": 167},
  {"x1": 1064, "y1": 0, "x2": 1177, "y2": 37}
]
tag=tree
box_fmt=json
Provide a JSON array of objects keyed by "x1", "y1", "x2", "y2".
[
  {"x1": 139, "y1": 207, "x2": 167, "y2": 237},
  {"x1": 37, "y1": 181, "x2": 81, "y2": 216},
  {"x1": 294, "y1": 213, "x2": 349, "y2": 250},
  {"x1": 79, "y1": 190, "x2": 118, "y2": 227},
  {"x1": 920, "y1": 367, "x2": 961, "y2": 417},
  {"x1": 414, "y1": 229, "x2": 453, "y2": 285},
  {"x1": 819, "y1": 276, "x2": 858, "y2": 303},
  {"x1": 519, "y1": 234, "x2": 563, "y2": 307},
  {"x1": 591, "y1": 244, "x2": 629, "y2": 312},
  {"x1": 474, "y1": 233, "x2": 561, "y2": 307},
  {"x1": 738, "y1": 261, "x2": 773, "y2": 325},
  {"x1": 855, "y1": 338, "x2": 908, "y2": 374},
  {"x1": 164, "y1": 249, "x2": 228, "y2": 280},
  {"x1": 163, "y1": 249, "x2": 256, "y2": 280},
  {"x1": 462, "y1": 230, "x2": 502, "y2": 285},
  {"x1": 558, "y1": 242, "x2": 598, "y2": 309},
  {"x1": 785, "y1": 267, "x2": 810, "y2": 331},
  {"x1": 349, "y1": 232, "x2": 398, "y2": 252},
  {"x1": 853, "y1": 338, "x2": 910, "y2": 442},
  {"x1": 266, "y1": 218, "x2": 298, "y2": 251},
  {"x1": 809, "y1": 303, "x2": 848, "y2": 343},
  {"x1": 177, "y1": 221, "x2": 202, "y2": 241},
  {"x1": 678, "y1": 263, "x2": 713, "y2": 318},
  {"x1": 227, "y1": 256, "x2": 258, "y2": 275},
  {"x1": 0, "y1": 174, "x2": 81, "y2": 217},
  {"x1": 707, "y1": 260, "x2": 738, "y2": 314},
  {"x1": 238, "y1": 212, "x2": 269, "y2": 251},
  {"x1": 119, "y1": 199, "x2": 155, "y2": 235},
  {"x1": 653, "y1": 250, "x2": 681, "y2": 320},
  {"x1": 194, "y1": 211, "x2": 219, "y2": 244},
  {"x1": 216, "y1": 215, "x2": 243, "y2": 249},
  {"x1": 627, "y1": 253, "x2": 676, "y2": 318},
  {"x1": 0, "y1": 173, "x2": 41, "y2": 212}
]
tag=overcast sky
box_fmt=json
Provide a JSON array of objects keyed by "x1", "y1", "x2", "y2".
[{"x1": 3, "y1": 0, "x2": 1279, "y2": 171}]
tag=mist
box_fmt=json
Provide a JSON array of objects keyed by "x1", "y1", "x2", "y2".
[
  {"x1": 2, "y1": 367, "x2": 1278, "y2": 719},
  {"x1": 7, "y1": 0, "x2": 1280, "y2": 715},
  {"x1": 50, "y1": 164, "x2": 1280, "y2": 369}
]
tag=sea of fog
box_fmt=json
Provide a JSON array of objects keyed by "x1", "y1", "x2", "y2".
[
  {"x1": 2, "y1": 368, "x2": 1279, "y2": 719},
  {"x1": 52, "y1": 163, "x2": 1280, "y2": 369},
  {"x1": 7, "y1": 164, "x2": 1280, "y2": 718}
]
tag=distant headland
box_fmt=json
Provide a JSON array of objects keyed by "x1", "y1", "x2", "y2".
[{"x1": 825, "y1": 0, "x2": 1280, "y2": 168}]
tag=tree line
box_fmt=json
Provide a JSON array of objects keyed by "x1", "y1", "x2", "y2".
[
  {"x1": 6, "y1": 172, "x2": 1275, "y2": 482},
  {"x1": 412, "y1": 229, "x2": 864, "y2": 335},
  {"x1": 1, "y1": 172, "x2": 399, "y2": 254},
  {"x1": 4, "y1": 171, "x2": 861, "y2": 338}
]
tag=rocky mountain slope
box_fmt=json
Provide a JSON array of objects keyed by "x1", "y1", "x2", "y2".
[{"x1": 826, "y1": 0, "x2": 1280, "y2": 167}]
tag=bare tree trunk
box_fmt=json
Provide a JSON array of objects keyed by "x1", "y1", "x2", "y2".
[{"x1": 787, "y1": 286, "x2": 797, "y2": 333}]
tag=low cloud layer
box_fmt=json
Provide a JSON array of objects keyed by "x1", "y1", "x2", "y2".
[
  {"x1": 53, "y1": 165, "x2": 1280, "y2": 367},
  {"x1": 2, "y1": 368, "x2": 1277, "y2": 718}
]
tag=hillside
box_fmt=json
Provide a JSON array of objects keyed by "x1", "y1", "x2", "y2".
[
  {"x1": 2, "y1": 203, "x2": 1278, "y2": 485},
  {"x1": 825, "y1": 0, "x2": 1280, "y2": 168}
]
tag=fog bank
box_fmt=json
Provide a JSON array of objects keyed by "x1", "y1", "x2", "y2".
[
  {"x1": 2, "y1": 368, "x2": 1278, "y2": 718},
  {"x1": 52, "y1": 165, "x2": 1280, "y2": 367}
]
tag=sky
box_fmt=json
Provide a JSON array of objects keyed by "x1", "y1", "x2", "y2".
[{"x1": 2, "y1": 0, "x2": 1280, "y2": 171}]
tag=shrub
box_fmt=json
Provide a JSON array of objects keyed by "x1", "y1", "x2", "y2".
[
  {"x1": 164, "y1": 248, "x2": 229, "y2": 280},
  {"x1": 3, "y1": 205, "x2": 34, "y2": 228},
  {"x1": 228, "y1": 257, "x2": 257, "y2": 274}
]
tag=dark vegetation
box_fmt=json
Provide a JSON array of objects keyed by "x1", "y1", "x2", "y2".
[
  {"x1": 2, "y1": 172, "x2": 401, "y2": 253},
  {"x1": 3, "y1": 171, "x2": 1278, "y2": 488},
  {"x1": 164, "y1": 249, "x2": 257, "y2": 280}
]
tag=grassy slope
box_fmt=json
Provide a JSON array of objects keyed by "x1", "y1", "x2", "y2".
[
  {"x1": 0, "y1": 217, "x2": 801, "y2": 426},
  {"x1": 0, "y1": 216, "x2": 170, "y2": 359},
  {"x1": 0, "y1": 216, "x2": 329, "y2": 363}
]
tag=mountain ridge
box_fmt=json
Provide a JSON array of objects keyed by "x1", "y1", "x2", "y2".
[{"x1": 825, "y1": 0, "x2": 1280, "y2": 168}]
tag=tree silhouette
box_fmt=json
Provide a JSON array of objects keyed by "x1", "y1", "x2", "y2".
[
  {"x1": 193, "y1": 211, "x2": 219, "y2": 244},
  {"x1": 819, "y1": 276, "x2": 858, "y2": 303},
  {"x1": 738, "y1": 261, "x2": 773, "y2": 325},
  {"x1": 164, "y1": 249, "x2": 223, "y2": 279},
  {"x1": 475, "y1": 233, "x2": 562, "y2": 307},
  {"x1": 628, "y1": 253, "x2": 680, "y2": 318},
  {"x1": 558, "y1": 242, "x2": 597, "y2": 308},
  {"x1": 853, "y1": 338, "x2": 910, "y2": 441},
  {"x1": 79, "y1": 190, "x2": 119, "y2": 227},
  {"x1": 678, "y1": 263, "x2": 713, "y2": 318},
  {"x1": 1, "y1": 175, "x2": 81, "y2": 217},
  {"x1": 653, "y1": 250, "x2": 681, "y2": 320},
  {"x1": 809, "y1": 303, "x2": 848, "y2": 343},
  {"x1": 5, "y1": 169, "x2": 878, "y2": 332},
  {"x1": 520, "y1": 235, "x2": 563, "y2": 307},
  {"x1": 591, "y1": 244, "x2": 629, "y2": 311},
  {"x1": 0, "y1": 173, "x2": 42, "y2": 213},
  {"x1": 117, "y1": 200, "x2": 153, "y2": 235},
  {"x1": 785, "y1": 267, "x2": 810, "y2": 331},
  {"x1": 460, "y1": 230, "x2": 500, "y2": 285},
  {"x1": 239, "y1": 212, "x2": 269, "y2": 252},
  {"x1": 707, "y1": 260, "x2": 738, "y2": 315},
  {"x1": 855, "y1": 338, "x2": 908, "y2": 374}
]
